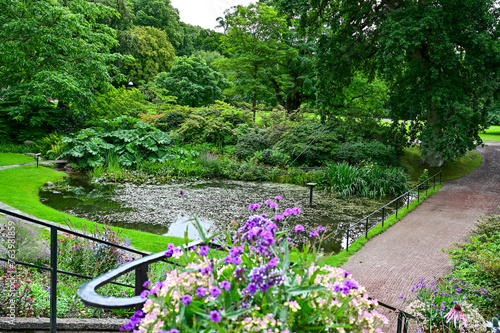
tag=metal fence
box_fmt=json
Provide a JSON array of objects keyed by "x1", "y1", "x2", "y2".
[{"x1": 344, "y1": 171, "x2": 442, "y2": 251}]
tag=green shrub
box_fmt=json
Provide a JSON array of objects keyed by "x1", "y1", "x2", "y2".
[
  {"x1": 178, "y1": 115, "x2": 236, "y2": 147},
  {"x1": 256, "y1": 148, "x2": 291, "y2": 167},
  {"x1": 334, "y1": 141, "x2": 399, "y2": 166},
  {"x1": 235, "y1": 131, "x2": 271, "y2": 160},
  {"x1": 60, "y1": 116, "x2": 172, "y2": 169},
  {"x1": 473, "y1": 215, "x2": 500, "y2": 237},
  {"x1": 319, "y1": 162, "x2": 409, "y2": 198},
  {"x1": 154, "y1": 111, "x2": 187, "y2": 132},
  {"x1": 86, "y1": 87, "x2": 146, "y2": 126},
  {"x1": 35, "y1": 133, "x2": 65, "y2": 160}
]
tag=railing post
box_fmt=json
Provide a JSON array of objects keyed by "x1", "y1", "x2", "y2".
[
  {"x1": 50, "y1": 227, "x2": 57, "y2": 333},
  {"x1": 135, "y1": 262, "x2": 149, "y2": 311},
  {"x1": 417, "y1": 185, "x2": 420, "y2": 202},
  {"x1": 395, "y1": 199, "x2": 399, "y2": 218},
  {"x1": 381, "y1": 207, "x2": 385, "y2": 227},
  {"x1": 440, "y1": 171, "x2": 442, "y2": 184},
  {"x1": 346, "y1": 229, "x2": 350, "y2": 252},
  {"x1": 433, "y1": 174, "x2": 436, "y2": 189},
  {"x1": 407, "y1": 193, "x2": 410, "y2": 209},
  {"x1": 365, "y1": 217, "x2": 369, "y2": 239},
  {"x1": 396, "y1": 312, "x2": 403, "y2": 333},
  {"x1": 426, "y1": 179, "x2": 428, "y2": 196}
]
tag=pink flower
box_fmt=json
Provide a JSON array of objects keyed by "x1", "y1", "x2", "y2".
[{"x1": 444, "y1": 304, "x2": 467, "y2": 329}]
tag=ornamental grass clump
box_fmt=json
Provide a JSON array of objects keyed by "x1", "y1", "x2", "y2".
[
  {"x1": 402, "y1": 277, "x2": 487, "y2": 332},
  {"x1": 123, "y1": 199, "x2": 388, "y2": 332}
]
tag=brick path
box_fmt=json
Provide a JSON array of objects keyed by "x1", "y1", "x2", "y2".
[{"x1": 342, "y1": 142, "x2": 500, "y2": 332}]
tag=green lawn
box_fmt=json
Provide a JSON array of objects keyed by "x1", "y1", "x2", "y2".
[
  {"x1": 0, "y1": 153, "x2": 36, "y2": 166},
  {"x1": 479, "y1": 125, "x2": 500, "y2": 142},
  {"x1": 0, "y1": 161, "x2": 184, "y2": 253},
  {"x1": 400, "y1": 147, "x2": 482, "y2": 182}
]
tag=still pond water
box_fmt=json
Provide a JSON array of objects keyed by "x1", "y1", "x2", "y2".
[{"x1": 39, "y1": 174, "x2": 409, "y2": 253}]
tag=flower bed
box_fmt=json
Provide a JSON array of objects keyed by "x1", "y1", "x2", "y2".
[{"x1": 123, "y1": 199, "x2": 388, "y2": 332}]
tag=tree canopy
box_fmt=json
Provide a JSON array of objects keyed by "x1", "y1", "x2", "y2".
[
  {"x1": 0, "y1": 0, "x2": 126, "y2": 126},
  {"x1": 155, "y1": 56, "x2": 229, "y2": 107},
  {"x1": 278, "y1": 0, "x2": 500, "y2": 166}
]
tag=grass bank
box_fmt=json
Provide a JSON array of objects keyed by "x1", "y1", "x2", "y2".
[
  {"x1": 322, "y1": 184, "x2": 442, "y2": 267},
  {"x1": 479, "y1": 125, "x2": 500, "y2": 142},
  {"x1": 0, "y1": 153, "x2": 36, "y2": 166},
  {"x1": 400, "y1": 147, "x2": 482, "y2": 182},
  {"x1": 0, "y1": 163, "x2": 184, "y2": 253}
]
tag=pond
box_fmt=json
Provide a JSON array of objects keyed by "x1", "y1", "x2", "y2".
[{"x1": 39, "y1": 174, "x2": 410, "y2": 253}]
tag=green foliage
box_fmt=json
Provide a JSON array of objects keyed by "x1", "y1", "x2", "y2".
[
  {"x1": 320, "y1": 162, "x2": 409, "y2": 198},
  {"x1": 282, "y1": 0, "x2": 499, "y2": 166},
  {"x1": 123, "y1": 26, "x2": 176, "y2": 83},
  {"x1": 0, "y1": 0, "x2": 126, "y2": 126},
  {"x1": 155, "y1": 56, "x2": 229, "y2": 107},
  {"x1": 0, "y1": 144, "x2": 36, "y2": 154},
  {"x1": 445, "y1": 214, "x2": 500, "y2": 317},
  {"x1": 87, "y1": 87, "x2": 146, "y2": 125},
  {"x1": 255, "y1": 148, "x2": 291, "y2": 167},
  {"x1": 35, "y1": 133, "x2": 65, "y2": 160},
  {"x1": 60, "y1": 116, "x2": 172, "y2": 169},
  {"x1": 235, "y1": 131, "x2": 271, "y2": 160},
  {"x1": 177, "y1": 115, "x2": 236, "y2": 148},
  {"x1": 334, "y1": 142, "x2": 399, "y2": 167},
  {"x1": 131, "y1": 0, "x2": 183, "y2": 48},
  {"x1": 154, "y1": 111, "x2": 188, "y2": 132}
]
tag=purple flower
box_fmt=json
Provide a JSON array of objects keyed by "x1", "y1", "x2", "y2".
[
  {"x1": 229, "y1": 246, "x2": 244, "y2": 257},
  {"x1": 295, "y1": 225, "x2": 304, "y2": 232},
  {"x1": 231, "y1": 256, "x2": 242, "y2": 265},
  {"x1": 181, "y1": 294, "x2": 192, "y2": 305},
  {"x1": 120, "y1": 310, "x2": 143, "y2": 331},
  {"x1": 198, "y1": 245, "x2": 209, "y2": 256},
  {"x1": 210, "y1": 310, "x2": 221, "y2": 323},
  {"x1": 196, "y1": 287, "x2": 207, "y2": 297},
  {"x1": 309, "y1": 231, "x2": 319, "y2": 237},
  {"x1": 267, "y1": 257, "x2": 279, "y2": 269},
  {"x1": 220, "y1": 281, "x2": 230, "y2": 290},
  {"x1": 275, "y1": 195, "x2": 282, "y2": 201},
  {"x1": 249, "y1": 203, "x2": 261, "y2": 210},
  {"x1": 209, "y1": 286, "x2": 221, "y2": 298},
  {"x1": 317, "y1": 225, "x2": 325, "y2": 232},
  {"x1": 292, "y1": 207, "x2": 301, "y2": 215},
  {"x1": 265, "y1": 199, "x2": 274, "y2": 206},
  {"x1": 245, "y1": 283, "x2": 257, "y2": 294},
  {"x1": 140, "y1": 290, "x2": 150, "y2": 299},
  {"x1": 269, "y1": 202, "x2": 278, "y2": 210},
  {"x1": 179, "y1": 190, "x2": 184, "y2": 197},
  {"x1": 274, "y1": 214, "x2": 284, "y2": 221},
  {"x1": 142, "y1": 280, "x2": 150, "y2": 288},
  {"x1": 199, "y1": 266, "x2": 212, "y2": 275}
]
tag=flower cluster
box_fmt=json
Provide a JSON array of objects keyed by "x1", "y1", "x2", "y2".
[
  {"x1": 123, "y1": 198, "x2": 387, "y2": 333},
  {"x1": 402, "y1": 277, "x2": 486, "y2": 332}
]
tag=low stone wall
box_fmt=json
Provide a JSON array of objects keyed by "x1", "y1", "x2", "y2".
[{"x1": 0, "y1": 317, "x2": 127, "y2": 332}]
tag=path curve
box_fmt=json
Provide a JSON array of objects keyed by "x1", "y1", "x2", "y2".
[{"x1": 342, "y1": 142, "x2": 500, "y2": 331}]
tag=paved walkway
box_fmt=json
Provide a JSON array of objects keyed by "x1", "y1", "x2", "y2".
[{"x1": 342, "y1": 142, "x2": 500, "y2": 331}]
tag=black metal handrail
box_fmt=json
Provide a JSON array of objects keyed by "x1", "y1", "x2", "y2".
[
  {"x1": 344, "y1": 171, "x2": 442, "y2": 251},
  {"x1": 0, "y1": 207, "x2": 157, "y2": 333}
]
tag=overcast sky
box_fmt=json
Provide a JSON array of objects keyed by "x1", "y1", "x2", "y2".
[{"x1": 170, "y1": 0, "x2": 258, "y2": 31}]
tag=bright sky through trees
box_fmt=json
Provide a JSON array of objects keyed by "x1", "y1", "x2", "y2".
[{"x1": 170, "y1": 0, "x2": 257, "y2": 30}]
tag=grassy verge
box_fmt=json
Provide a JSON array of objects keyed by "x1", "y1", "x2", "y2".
[
  {"x1": 0, "y1": 153, "x2": 36, "y2": 166},
  {"x1": 322, "y1": 184, "x2": 443, "y2": 267},
  {"x1": 400, "y1": 147, "x2": 482, "y2": 182},
  {"x1": 0, "y1": 164, "x2": 184, "y2": 253},
  {"x1": 479, "y1": 125, "x2": 500, "y2": 142}
]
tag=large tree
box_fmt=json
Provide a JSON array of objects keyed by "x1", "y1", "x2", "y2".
[
  {"x1": 217, "y1": 3, "x2": 316, "y2": 119},
  {"x1": 279, "y1": 0, "x2": 500, "y2": 166},
  {"x1": 155, "y1": 56, "x2": 229, "y2": 107},
  {"x1": 0, "y1": 0, "x2": 126, "y2": 126}
]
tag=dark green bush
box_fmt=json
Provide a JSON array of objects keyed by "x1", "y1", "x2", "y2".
[
  {"x1": 257, "y1": 149, "x2": 291, "y2": 167},
  {"x1": 274, "y1": 122, "x2": 339, "y2": 166},
  {"x1": 334, "y1": 141, "x2": 399, "y2": 166},
  {"x1": 473, "y1": 215, "x2": 500, "y2": 237},
  {"x1": 235, "y1": 131, "x2": 271, "y2": 160},
  {"x1": 154, "y1": 111, "x2": 187, "y2": 132},
  {"x1": 178, "y1": 115, "x2": 236, "y2": 147}
]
